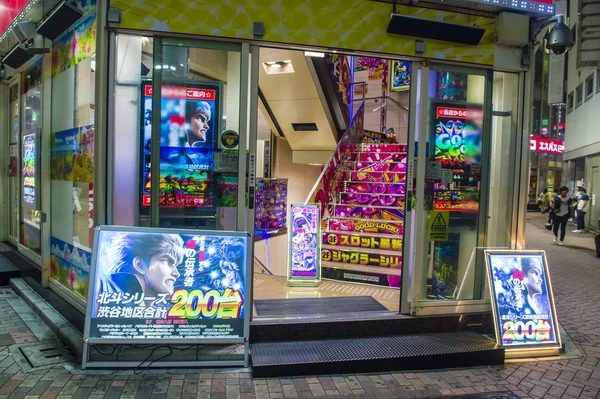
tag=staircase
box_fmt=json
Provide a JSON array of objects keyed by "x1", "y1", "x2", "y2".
[{"x1": 319, "y1": 131, "x2": 407, "y2": 289}]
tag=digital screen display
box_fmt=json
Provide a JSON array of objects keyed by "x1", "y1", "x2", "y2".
[
  {"x1": 432, "y1": 104, "x2": 482, "y2": 213},
  {"x1": 141, "y1": 83, "x2": 219, "y2": 208},
  {"x1": 22, "y1": 133, "x2": 36, "y2": 206},
  {"x1": 289, "y1": 205, "x2": 319, "y2": 279},
  {"x1": 486, "y1": 251, "x2": 560, "y2": 349},
  {"x1": 87, "y1": 228, "x2": 247, "y2": 340}
]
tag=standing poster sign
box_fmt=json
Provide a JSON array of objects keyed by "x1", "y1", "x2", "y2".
[
  {"x1": 288, "y1": 204, "x2": 320, "y2": 286},
  {"x1": 485, "y1": 250, "x2": 561, "y2": 353},
  {"x1": 83, "y1": 226, "x2": 251, "y2": 368}
]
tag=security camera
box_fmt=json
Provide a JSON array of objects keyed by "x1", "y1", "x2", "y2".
[{"x1": 545, "y1": 15, "x2": 574, "y2": 55}]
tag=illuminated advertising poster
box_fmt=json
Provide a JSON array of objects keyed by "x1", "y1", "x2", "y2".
[
  {"x1": 22, "y1": 134, "x2": 36, "y2": 207},
  {"x1": 433, "y1": 104, "x2": 482, "y2": 213},
  {"x1": 85, "y1": 227, "x2": 249, "y2": 341},
  {"x1": 391, "y1": 61, "x2": 410, "y2": 92},
  {"x1": 288, "y1": 204, "x2": 320, "y2": 282},
  {"x1": 141, "y1": 83, "x2": 221, "y2": 208},
  {"x1": 485, "y1": 250, "x2": 561, "y2": 351}
]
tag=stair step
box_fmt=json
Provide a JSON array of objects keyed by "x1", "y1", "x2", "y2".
[
  {"x1": 349, "y1": 171, "x2": 406, "y2": 183},
  {"x1": 363, "y1": 130, "x2": 388, "y2": 141},
  {"x1": 357, "y1": 152, "x2": 407, "y2": 163},
  {"x1": 321, "y1": 261, "x2": 402, "y2": 288},
  {"x1": 351, "y1": 161, "x2": 406, "y2": 173},
  {"x1": 250, "y1": 332, "x2": 503, "y2": 377},
  {"x1": 332, "y1": 204, "x2": 404, "y2": 220},
  {"x1": 361, "y1": 137, "x2": 395, "y2": 144},
  {"x1": 339, "y1": 192, "x2": 405, "y2": 207},
  {"x1": 322, "y1": 233, "x2": 402, "y2": 251},
  {"x1": 360, "y1": 143, "x2": 407, "y2": 153},
  {"x1": 345, "y1": 181, "x2": 405, "y2": 196},
  {"x1": 326, "y1": 217, "x2": 404, "y2": 235},
  {"x1": 322, "y1": 246, "x2": 402, "y2": 269}
]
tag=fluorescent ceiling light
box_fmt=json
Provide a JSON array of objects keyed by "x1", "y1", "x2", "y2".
[{"x1": 304, "y1": 51, "x2": 325, "y2": 58}]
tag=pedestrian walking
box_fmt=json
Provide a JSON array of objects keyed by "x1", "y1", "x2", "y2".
[
  {"x1": 573, "y1": 187, "x2": 590, "y2": 233},
  {"x1": 539, "y1": 188, "x2": 549, "y2": 213},
  {"x1": 550, "y1": 186, "x2": 573, "y2": 246}
]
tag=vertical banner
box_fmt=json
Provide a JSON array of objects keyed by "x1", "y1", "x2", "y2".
[
  {"x1": 485, "y1": 250, "x2": 561, "y2": 353},
  {"x1": 288, "y1": 204, "x2": 321, "y2": 286}
]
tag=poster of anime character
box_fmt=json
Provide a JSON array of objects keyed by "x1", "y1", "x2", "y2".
[
  {"x1": 485, "y1": 251, "x2": 561, "y2": 349},
  {"x1": 288, "y1": 204, "x2": 320, "y2": 280},
  {"x1": 391, "y1": 61, "x2": 410, "y2": 92},
  {"x1": 86, "y1": 227, "x2": 248, "y2": 341}
]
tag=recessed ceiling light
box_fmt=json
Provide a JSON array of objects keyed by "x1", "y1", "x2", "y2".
[
  {"x1": 304, "y1": 51, "x2": 325, "y2": 58},
  {"x1": 271, "y1": 64, "x2": 282, "y2": 68},
  {"x1": 283, "y1": 60, "x2": 292, "y2": 63},
  {"x1": 266, "y1": 61, "x2": 277, "y2": 65}
]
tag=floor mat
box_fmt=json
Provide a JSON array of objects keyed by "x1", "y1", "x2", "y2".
[{"x1": 254, "y1": 296, "x2": 387, "y2": 317}]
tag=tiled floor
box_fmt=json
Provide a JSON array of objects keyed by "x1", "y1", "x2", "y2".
[{"x1": 0, "y1": 215, "x2": 598, "y2": 398}]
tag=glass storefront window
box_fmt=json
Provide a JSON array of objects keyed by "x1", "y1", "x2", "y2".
[
  {"x1": 49, "y1": 11, "x2": 97, "y2": 302},
  {"x1": 20, "y1": 59, "x2": 43, "y2": 253}
]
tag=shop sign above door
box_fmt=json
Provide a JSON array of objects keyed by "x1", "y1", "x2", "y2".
[{"x1": 530, "y1": 137, "x2": 564, "y2": 154}]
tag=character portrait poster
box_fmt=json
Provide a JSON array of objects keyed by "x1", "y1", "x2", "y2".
[
  {"x1": 86, "y1": 227, "x2": 248, "y2": 340},
  {"x1": 486, "y1": 251, "x2": 560, "y2": 349},
  {"x1": 289, "y1": 205, "x2": 319, "y2": 279}
]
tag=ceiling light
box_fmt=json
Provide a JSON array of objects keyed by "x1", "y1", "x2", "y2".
[
  {"x1": 283, "y1": 60, "x2": 292, "y2": 63},
  {"x1": 304, "y1": 51, "x2": 325, "y2": 58},
  {"x1": 271, "y1": 64, "x2": 282, "y2": 68},
  {"x1": 266, "y1": 61, "x2": 277, "y2": 65}
]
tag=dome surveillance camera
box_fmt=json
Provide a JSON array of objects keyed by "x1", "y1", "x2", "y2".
[{"x1": 546, "y1": 16, "x2": 574, "y2": 55}]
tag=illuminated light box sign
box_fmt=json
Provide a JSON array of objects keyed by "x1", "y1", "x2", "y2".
[
  {"x1": 530, "y1": 137, "x2": 564, "y2": 154},
  {"x1": 485, "y1": 250, "x2": 561, "y2": 353},
  {"x1": 140, "y1": 81, "x2": 222, "y2": 209},
  {"x1": 288, "y1": 204, "x2": 321, "y2": 286},
  {"x1": 84, "y1": 226, "x2": 250, "y2": 348}
]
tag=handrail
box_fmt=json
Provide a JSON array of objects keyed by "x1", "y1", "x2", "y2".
[
  {"x1": 254, "y1": 255, "x2": 273, "y2": 275},
  {"x1": 304, "y1": 99, "x2": 367, "y2": 206}
]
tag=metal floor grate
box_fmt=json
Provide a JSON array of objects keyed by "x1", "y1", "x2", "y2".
[
  {"x1": 254, "y1": 296, "x2": 387, "y2": 317},
  {"x1": 19, "y1": 341, "x2": 76, "y2": 367},
  {"x1": 251, "y1": 331, "x2": 497, "y2": 366}
]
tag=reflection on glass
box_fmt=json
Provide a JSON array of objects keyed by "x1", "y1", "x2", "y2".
[
  {"x1": 9, "y1": 84, "x2": 19, "y2": 239},
  {"x1": 20, "y1": 60, "x2": 43, "y2": 253},
  {"x1": 424, "y1": 70, "x2": 485, "y2": 301},
  {"x1": 144, "y1": 45, "x2": 241, "y2": 231}
]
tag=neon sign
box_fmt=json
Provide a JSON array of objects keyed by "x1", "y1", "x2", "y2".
[{"x1": 530, "y1": 137, "x2": 564, "y2": 154}]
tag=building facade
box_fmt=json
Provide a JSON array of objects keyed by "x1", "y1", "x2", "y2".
[{"x1": 0, "y1": 0, "x2": 561, "y2": 367}]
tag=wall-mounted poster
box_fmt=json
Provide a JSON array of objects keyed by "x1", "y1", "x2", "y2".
[
  {"x1": 85, "y1": 226, "x2": 249, "y2": 342},
  {"x1": 50, "y1": 237, "x2": 91, "y2": 300},
  {"x1": 485, "y1": 250, "x2": 561, "y2": 352},
  {"x1": 140, "y1": 82, "x2": 222, "y2": 209},
  {"x1": 51, "y1": 125, "x2": 94, "y2": 182},
  {"x1": 52, "y1": 13, "x2": 96, "y2": 77},
  {"x1": 391, "y1": 61, "x2": 410, "y2": 92},
  {"x1": 288, "y1": 204, "x2": 320, "y2": 285},
  {"x1": 255, "y1": 178, "x2": 287, "y2": 231}
]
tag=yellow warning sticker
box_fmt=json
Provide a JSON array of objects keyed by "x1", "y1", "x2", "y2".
[{"x1": 428, "y1": 211, "x2": 449, "y2": 241}]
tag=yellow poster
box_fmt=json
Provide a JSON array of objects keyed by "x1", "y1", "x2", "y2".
[{"x1": 428, "y1": 211, "x2": 449, "y2": 241}]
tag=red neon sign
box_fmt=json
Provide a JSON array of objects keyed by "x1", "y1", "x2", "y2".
[
  {"x1": 144, "y1": 85, "x2": 216, "y2": 101},
  {"x1": 437, "y1": 107, "x2": 467, "y2": 119},
  {"x1": 530, "y1": 136, "x2": 564, "y2": 154}
]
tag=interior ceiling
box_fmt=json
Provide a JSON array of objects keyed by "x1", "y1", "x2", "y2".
[{"x1": 258, "y1": 47, "x2": 337, "y2": 152}]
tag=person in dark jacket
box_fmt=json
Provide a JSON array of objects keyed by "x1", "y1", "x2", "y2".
[{"x1": 550, "y1": 186, "x2": 573, "y2": 246}]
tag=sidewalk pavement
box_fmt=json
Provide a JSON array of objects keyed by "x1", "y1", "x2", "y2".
[{"x1": 0, "y1": 219, "x2": 598, "y2": 399}]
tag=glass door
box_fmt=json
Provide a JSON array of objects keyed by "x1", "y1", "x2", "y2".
[
  {"x1": 148, "y1": 38, "x2": 255, "y2": 232},
  {"x1": 405, "y1": 63, "x2": 493, "y2": 315},
  {"x1": 8, "y1": 80, "x2": 20, "y2": 245},
  {"x1": 20, "y1": 59, "x2": 44, "y2": 254}
]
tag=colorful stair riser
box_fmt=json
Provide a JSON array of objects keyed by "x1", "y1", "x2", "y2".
[
  {"x1": 327, "y1": 218, "x2": 404, "y2": 236},
  {"x1": 333, "y1": 205, "x2": 404, "y2": 220},
  {"x1": 323, "y1": 232, "x2": 402, "y2": 252},
  {"x1": 339, "y1": 192, "x2": 404, "y2": 208}
]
